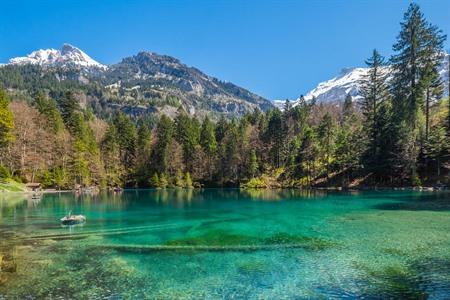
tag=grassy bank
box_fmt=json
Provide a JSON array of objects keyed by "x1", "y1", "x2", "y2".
[{"x1": 0, "y1": 179, "x2": 26, "y2": 192}]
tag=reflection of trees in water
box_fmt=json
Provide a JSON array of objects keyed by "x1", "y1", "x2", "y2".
[
  {"x1": 154, "y1": 188, "x2": 194, "y2": 207},
  {"x1": 241, "y1": 189, "x2": 332, "y2": 201}
]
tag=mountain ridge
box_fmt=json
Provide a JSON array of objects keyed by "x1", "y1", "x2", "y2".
[
  {"x1": 1, "y1": 44, "x2": 272, "y2": 117},
  {"x1": 274, "y1": 52, "x2": 449, "y2": 109},
  {"x1": 8, "y1": 44, "x2": 107, "y2": 70}
]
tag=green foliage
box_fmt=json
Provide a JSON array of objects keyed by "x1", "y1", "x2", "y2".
[
  {"x1": 175, "y1": 111, "x2": 200, "y2": 171},
  {"x1": 389, "y1": 3, "x2": 446, "y2": 183},
  {"x1": 135, "y1": 121, "x2": 152, "y2": 185},
  {"x1": 38, "y1": 169, "x2": 54, "y2": 188},
  {"x1": 101, "y1": 124, "x2": 123, "y2": 187},
  {"x1": 0, "y1": 3, "x2": 447, "y2": 190},
  {"x1": 264, "y1": 109, "x2": 285, "y2": 167},
  {"x1": 0, "y1": 88, "x2": 15, "y2": 147},
  {"x1": 359, "y1": 49, "x2": 393, "y2": 179},
  {"x1": 200, "y1": 115, "x2": 217, "y2": 156},
  {"x1": 0, "y1": 165, "x2": 11, "y2": 182},
  {"x1": 175, "y1": 169, "x2": 185, "y2": 187},
  {"x1": 35, "y1": 92, "x2": 65, "y2": 133},
  {"x1": 248, "y1": 149, "x2": 258, "y2": 178},
  {"x1": 53, "y1": 166, "x2": 69, "y2": 189},
  {"x1": 0, "y1": 178, "x2": 26, "y2": 192},
  {"x1": 159, "y1": 173, "x2": 169, "y2": 189},
  {"x1": 150, "y1": 173, "x2": 160, "y2": 188},
  {"x1": 241, "y1": 177, "x2": 268, "y2": 189},
  {"x1": 185, "y1": 171, "x2": 193, "y2": 188},
  {"x1": 59, "y1": 91, "x2": 80, "y2": 130},
  {"x1": 113, "y1": 113, "x2": 137, "y2": 171},
  {"x1": 152, "y1": 115, "x2": 174, "y2": 174}
]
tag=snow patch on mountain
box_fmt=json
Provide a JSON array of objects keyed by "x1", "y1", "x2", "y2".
[
  {"x1": 277, "y1": 52, "x2": 449, "y2": 109},
  {"x1": 302, "y1": 67, "x2": 367, "y2": 103},
  {"x1": 8, "y1": 44, "x2": 107, "y2": 70}
]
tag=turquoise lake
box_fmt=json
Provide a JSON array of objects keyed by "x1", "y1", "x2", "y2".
[{"x1": 1, "y1": 189, "x2": 450, "y2": 299}]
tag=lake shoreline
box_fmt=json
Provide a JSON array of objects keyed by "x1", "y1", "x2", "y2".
[{"x1": 1, "y1": 185, "x2": 447, "y2": 196}]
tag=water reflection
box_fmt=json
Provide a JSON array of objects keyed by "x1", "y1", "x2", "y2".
[{"x1": 1, "y1": 189, "x2": 450, "y2": 298}]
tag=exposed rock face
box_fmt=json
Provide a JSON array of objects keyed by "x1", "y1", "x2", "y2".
[{"x1": 3, "y1": 45, "x2": 273, "y2": 118}]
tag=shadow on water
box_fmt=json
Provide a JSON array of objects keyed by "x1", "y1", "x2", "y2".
[
  {"x1": 349, "y1": 262, "x2": 448, "y2": 299},
  {"x1": 372, "y1": 192, "x2": 450, "y2": 211}
]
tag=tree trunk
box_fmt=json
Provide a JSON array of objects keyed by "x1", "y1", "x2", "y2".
[
  {"x1": 425, "y1": 88, "x2": 430, "y2": 140},
  {"x1": 437, "y1": 156, "x2": 440, "y2": 177},
  {"x1": 446, "y1": 54, "x2": 450, "y2": 180}
]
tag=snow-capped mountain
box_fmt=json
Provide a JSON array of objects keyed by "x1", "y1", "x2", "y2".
[
  {"x1": 302, "y1": 67, "x2": 368, "y2": 103},
  {"x1": 8, "y1": 44, "x2": 107, "y2": 70},
  {"x1": 278, "y1": 52, "x2": 449, "y2": 108},
  {"x1": 1, "y1": 44, "x2": 272, "y2": 117}
]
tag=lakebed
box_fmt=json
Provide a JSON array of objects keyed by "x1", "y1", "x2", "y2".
[{"x1": 1, "y1": 189, "x2": 449, "y2": 298}]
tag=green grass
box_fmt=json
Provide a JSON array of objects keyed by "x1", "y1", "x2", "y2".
[{"x1": 0, "y1": 179, "x2": 26, "y2": 192}]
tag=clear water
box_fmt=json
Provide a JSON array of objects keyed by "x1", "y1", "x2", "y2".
[{"x1": 1, "y1": 189, "x2": 449, "y2": 299}]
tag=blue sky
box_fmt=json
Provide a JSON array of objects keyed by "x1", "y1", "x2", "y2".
[{"x1": 1, "y1": 0, "x2": 449, "y2": 100}]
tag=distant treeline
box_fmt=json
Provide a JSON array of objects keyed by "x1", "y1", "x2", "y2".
[{"x1": 0, "y1": 3, "x2": 449, "y2": 189}]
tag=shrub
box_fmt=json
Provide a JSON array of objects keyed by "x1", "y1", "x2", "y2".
[
  {"x1": 0, "y1": 165, "x2": 11, "y2": 182},
  {"x1": 241, "y1": 177, "x2": 268, "y2": 189}
]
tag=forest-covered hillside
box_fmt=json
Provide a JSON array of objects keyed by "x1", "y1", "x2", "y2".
[
  {"x1": 0, "y1": 3, "x2": 449, "y2": 189},
  {"x1": 0, "y1": 45, "x2": 272, "y2": 120}
]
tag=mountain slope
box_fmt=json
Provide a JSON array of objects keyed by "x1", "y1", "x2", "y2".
[
  {"x1": 2, "y1": 44, "x2": 272, "y2": 117},
  {"x1": 8, "y1": 44, "x2": 107, "y2": 70},
  {"x1": 280, "y1": 53, "x2": 449, "y2": 107},
  {"x1": 99, "y1": 51, "x2": 272, "y2": 115}
]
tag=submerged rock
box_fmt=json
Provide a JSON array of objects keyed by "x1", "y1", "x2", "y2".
[{"x1": 1, "y1": 254, "x2": 17, "y2": 273}]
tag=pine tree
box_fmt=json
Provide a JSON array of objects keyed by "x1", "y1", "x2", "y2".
[
  {"x1": 175, "y1": 111, "x2": 200, "y2": 171},
  {"x1": 342, "y1": 94, "x2": 353, "y2": 122},
  {"x1": 359, "y1": 49, "x2": 391, "y2": 177},
  {"x1": 175, "y1": 169, "x2": 185, "y2": 187},
  {"x1": 265, "y1": 109, "x2": 284, "y2": 168},
  {"x1": 248, "y1": 149, "x2": 258, "y2": 178},
  {"x1": 424, "y1": 121, "x2": 447, "y2": 179},
  {"x1": 159, "y1": 173, "x2": 168, "y2": 189},
  {"x1": 317, "y1": 113, "x2": 335, "y2": 179},
  {"x1": 200, "y1": 115, "x2": 217, "y2": 179},
  {"x1": 215, "y1": 116, "x2": 228, "y2": 143},
  {"x1": 390, "y1": 3, "x2": 446, "y2": 182},
  {"x1": 335, "y1": 105, "x2": 364, "y2": 186},
  {"x1": 152, "y1": 115, "x2": 174, "y2": 174},
  {"x1": 421, "y1": 20, "x2": 446, "y2": 141},
  {"x1": 220, "y1": 119, "x2": 240, "y2": 183},
  {"x1": 423, "y1": 61, "x2": 444, "y2": 141},
  {"x1": 59, "y1": 91, "x2": 80, "y2": 130},
  {"x1": 0, "y1": 88, "x2": 14, "y2": 148},
  {"x1": 34, "y1": 92, "x2": 64, "y2": 134},
  {"x1": 135, "y1": 121, "x2": 152, "y2": 185},
  {"x1": 283, "y1": 99, "x2": 291, "y2": 112},
  {"x1": 113, "y1": 113, "x2": 137, "y2": 175},
  {"x1": 150, "y1": 173, "x2": 160, "y2": 188},
  {"x1": 101, "y1": 124, "x2": 123, "y2": 186},
  {"x1": 200, "y1": 116, "x2": 217, "y2": 156},
  {"x1": 448, "y1": 53, "x2": 450, "y2": 131},
  {"x1": 296, "y1": 126, "x2": 319, "y2": 185}
]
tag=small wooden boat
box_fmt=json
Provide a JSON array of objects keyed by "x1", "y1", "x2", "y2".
[
  {"x1": 31, "y1": 193, "x2": 42, "y2": 200},
  {"x1": 61, "y1": 212, "x2": 86, "y2": 225}
]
